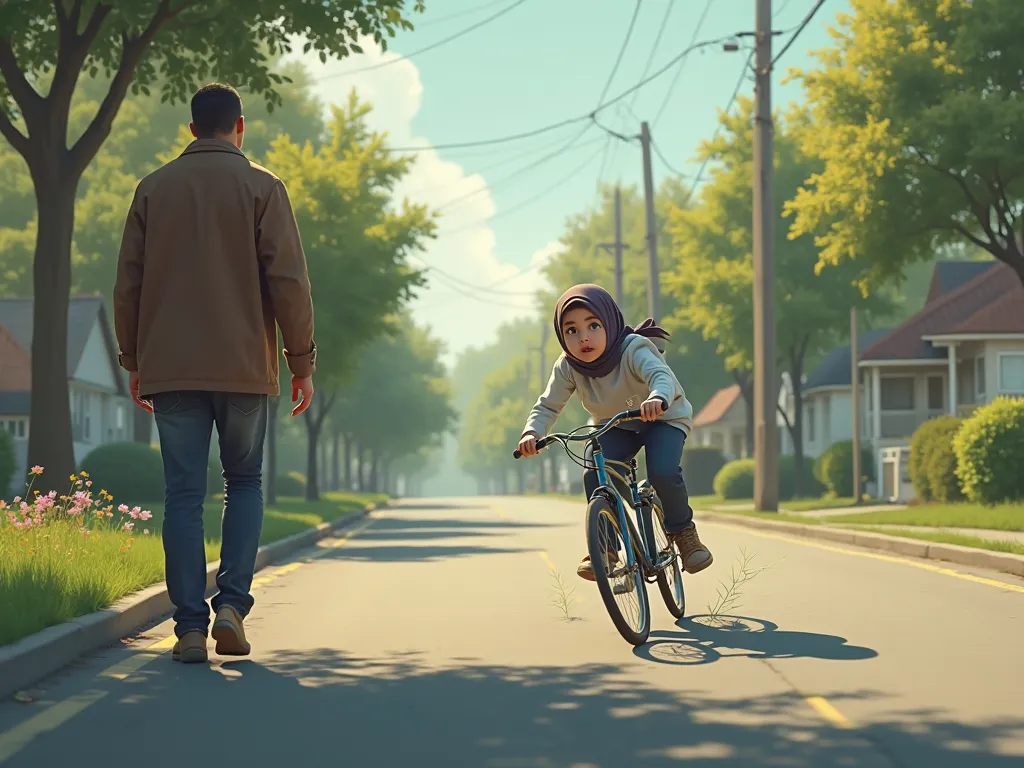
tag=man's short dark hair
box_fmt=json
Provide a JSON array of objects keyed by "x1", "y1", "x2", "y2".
[{"x1": 190, "y1": 83, "x2": 243, "y2": 138}]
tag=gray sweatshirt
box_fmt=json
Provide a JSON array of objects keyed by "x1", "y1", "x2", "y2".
[{"x1": 522, "y1": 334, "x2": 693, "y2": 438}]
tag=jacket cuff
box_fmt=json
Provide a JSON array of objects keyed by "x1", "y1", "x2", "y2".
[
  {"x1": 283, "y1": 342, "x2": 317, "y2": 378},
  {"x1": 117, "y1": 352, "x2": 138, "y2": 372}
]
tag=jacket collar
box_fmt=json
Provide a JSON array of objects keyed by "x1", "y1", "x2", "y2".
[{"x1": 180, "y1": 139, "x2": 245, "y2": 157}]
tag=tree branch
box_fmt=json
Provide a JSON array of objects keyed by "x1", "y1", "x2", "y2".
[
  {"x1": 0, "y1": 107, "x2": 29, "y2": 158},
  {"x1": 0, "y1": 39, "x2": 43, "y2": 129},
  {"x1": 776, "y1": 401, "x2": 793, "y2": 432},
  {"x1": 991, "y1": 163, "x2": 1018, "y2": 244},
  {"x1": 50, "y1": 2, "x2": 113, "y2": 111},
  {"x1": 911, "y1": 147, "x2": 998, "y2": 245},
  {"x1": 69, "y1": 0, "x2": 186, "y2": 175}
]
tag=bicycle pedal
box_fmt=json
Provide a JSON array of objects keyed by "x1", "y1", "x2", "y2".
[{"x1": 613, "y1": 579, "x2": 636, "y2": 595}]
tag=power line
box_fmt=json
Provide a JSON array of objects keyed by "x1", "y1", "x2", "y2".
[
  {"x1": 595, "y1": 1, "x2": 643, "y2": 107},
  {"x1": 629, "y1": 0, "x2": 676, "y2": 108},
  {"x1": 311, "y1": 0, "x2": 530, "y2": 80},
  {"x1": 772, "y1": 0, "x2": 828, "y2": 66},
  {"x1": 650, "y1": 136, "x2": 687, "y2": 177},
  {"x1": 415, "y1": 262, "x2": 541, "y2": 297},
  {"x1": 382, "y1": 33, "x2": 733, "y2": 153},
  {"x1": 652, "y1": 0, "x2": 715, "y2": 127},
  {"x1": 414, "y1": 0, "x2": 511, "y2": 28}
]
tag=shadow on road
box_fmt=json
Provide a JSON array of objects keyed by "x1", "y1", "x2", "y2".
[
  {"x1": 320, "y1": 543, "x2": 530, "y2": 563},
  {"x1": 635, "y1": 615, "x2": 878, "y2": 667},
  {"x1": 13, "y1": 649, "x2": 1021, "y2": 767}
]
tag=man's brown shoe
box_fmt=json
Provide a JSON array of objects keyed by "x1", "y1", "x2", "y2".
[
  {"x1": 171, "y1": 631, "x2": 208, "y2": 664},
  {"x1": 672, "y1": 523, "x2": 714, "y2": 574},
  {"x1": 212, "y1": 605, "x2": 251, "y2": 656}
]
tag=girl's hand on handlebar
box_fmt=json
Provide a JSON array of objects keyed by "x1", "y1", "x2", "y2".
[
  {"x1": 640, "y1": 397, "x2": 667, "y2": 422},
  {"x1": 517, "y1": 434, "x2": 539, "y2": 457}
]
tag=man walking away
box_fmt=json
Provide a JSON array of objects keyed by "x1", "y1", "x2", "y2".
[{"x1": 113, "y1": 83, "x2": 317, "y2": 664}]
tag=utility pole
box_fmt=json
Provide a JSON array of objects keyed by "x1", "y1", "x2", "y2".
[
  {"x1": 752, "y1": 0, "x2": 778, "y2": 512},
  {"x1": 639, "y1": 122, "x2": 661, "y2": 320},
  {"x1": 597, "y1": 185, "x2": 629, "y2": 305},
  {"x1": 851, "y1": 306, "x2": 862, "y2": 505}
]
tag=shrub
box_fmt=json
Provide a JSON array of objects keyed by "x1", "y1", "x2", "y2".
[
  {"x1": 276, "y1": 471, "x2": 307, "y2": 497},
  {"x1": 814, "y1": 440, "x2": 876, "y2": 498},
  {"x1": 81, "y1": 442, "x2": 165, "y2": 504},
  {"x1": 0, "y1": 428, "x2": 15, "y2": 498},
  {"x1": 778, "y1": 454, "x2": 826, "y2": 500},
  {"x1": 907, "y1": 417, "x2": 964, "y2": 503},
  {"x1": 713, "y1": 459, "x2": 755, "y2": 500},
  {"x1": 682, "y1": 446, "x2": 727, "y2": 496},
  {"x1": 954, "y1": 397, "x2": 1024, "y2": 504},
  {"x1": 207, "y1": 457, "x2": 223, "y2": 498}
]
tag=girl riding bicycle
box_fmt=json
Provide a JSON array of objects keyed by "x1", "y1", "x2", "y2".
[{"x1": 517, "y1": 283, "x2": 713, "y2": 581}]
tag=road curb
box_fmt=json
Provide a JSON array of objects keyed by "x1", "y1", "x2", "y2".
[
  {"x1": 700, "y1": 512, "x2": 1024, "y2": 579},
  {"x1": 0, "y1": 500, "x2": 384, "y2": 702}
]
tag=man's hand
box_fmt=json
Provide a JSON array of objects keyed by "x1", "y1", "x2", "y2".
[
  {"x1": 291, "y1": 375, "x2": 314, "y2": 416},
  {"x1": 517, "y1": 434, "x2": 539, "y2": 457},
  {"x1": 128, "y1": 371, "x2": 154, "y2": 413},
  {"x1": 640, "y1": 396, "x2": 666, "y2": 422}
]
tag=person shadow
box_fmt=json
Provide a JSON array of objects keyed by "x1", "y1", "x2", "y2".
[{"x1": 635, "y1": 614, "x2": 879, "y2": 666}]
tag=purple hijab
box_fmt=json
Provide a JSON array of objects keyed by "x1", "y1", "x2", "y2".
[{"x1": 553, "y1": 284, "x2": 670, "y2": 379}]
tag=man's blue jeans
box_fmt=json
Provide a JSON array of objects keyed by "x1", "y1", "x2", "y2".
[{"x1": 153, "y1": 391, "x2": 268, "y2": 638}]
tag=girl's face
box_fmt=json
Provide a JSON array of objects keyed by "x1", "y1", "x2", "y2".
[{"x1": 560, "y1": 306, "x2": 607, "y2": 363}]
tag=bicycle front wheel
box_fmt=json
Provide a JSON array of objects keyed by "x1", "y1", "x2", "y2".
[{"x1": 586, "y1": 494, "x2": 650, "y2": 646}]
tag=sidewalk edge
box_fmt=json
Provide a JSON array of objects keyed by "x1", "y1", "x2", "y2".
[{"x1": 0, "y1": 499, "x2": 385, "y2": 701}]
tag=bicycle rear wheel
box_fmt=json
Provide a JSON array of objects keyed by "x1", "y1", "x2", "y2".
[
  {"x1": 586, "y1": 494, "x2": 650, "y2": 646},
  {"x1": 650, "y1": 496, "x2": 686, "y2": 619}
]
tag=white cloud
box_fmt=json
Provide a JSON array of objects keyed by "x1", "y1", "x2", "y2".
[{"x1": 284, "y1": 37, "x2": 555, "y2": 364}]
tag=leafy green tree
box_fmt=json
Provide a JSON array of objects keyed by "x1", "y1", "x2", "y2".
[
  {"x1": 786, "y1": 0, "x2": 1024, "y2": 290},
  {"x1": 264, "y1": 94, "x2": 434, "y2": 497},
  {"x1": 666, "y1": 99, "x2": 891, "y2": 498},
  {"x1": 0, "y1": 0, "x2": 423, "y2": 490}
]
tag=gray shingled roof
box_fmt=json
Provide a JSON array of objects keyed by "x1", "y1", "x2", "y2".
[
  {"x1": 804, "y1": 329, "x2": 891, "y2": 392},
  {"x1": 0, "y1": 391, "x2": 31, "y2": 416},
  {"x1": 0, "y1": 296, "x2": 126, "y2": 394},
  {"x1": 928, "y1": 261, "x2": 997, "y2": 303}
]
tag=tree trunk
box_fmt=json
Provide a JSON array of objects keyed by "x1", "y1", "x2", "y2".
[
  {"x1": 305, "y1": 418, "x2": 321, "y2": 501},
  {"x1": 343, "y1": 434, "x2": 352, "y2": 490},
  {"x1": 787, "y1": 343, "x2": 808, "y2": 499},
  {"x1": 733, "y1": 370, "x2": 755, "y2": 458},
  {"x1": 331, "y1": 430, "x2": 341, "y2": 491},
  {"x1": 27, "y1": 175, "x2": 78, "y2": 491},
  {"x1": 370, "y1": 450, "x2": 380, "y2": 493},
  {"x1": 266, "y1": 397, "x2": 280, "y2": 506}
]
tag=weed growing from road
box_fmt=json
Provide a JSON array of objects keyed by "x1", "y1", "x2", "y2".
[
  {"x1": 704, "y1": 547, "x2": 781, "y2": 626},
  {"x1": 550, "y1": 569, "x2": 581, "y2": 622}
]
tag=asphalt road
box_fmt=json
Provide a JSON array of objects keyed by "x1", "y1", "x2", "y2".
[{"x1": 1, "y1": 496, "x2": 1023, "y2": 767}]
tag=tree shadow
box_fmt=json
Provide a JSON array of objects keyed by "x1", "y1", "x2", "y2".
[
  {"x1": 366, "y1": 516, "x2": 557, "y2": 534},
  {"x1": 635, "y1": 615, "x2": 879, "y2": 667},
  {"x1": 12, "y1": 650, "x2": 1023, "y2": 767},
  {"x1": 320, "y1": 543, "x2": 530, "y2": 563}
]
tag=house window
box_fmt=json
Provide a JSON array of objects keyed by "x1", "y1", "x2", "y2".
[
  {"x1": 881, "y1": 376, "x2": 915, "y2": 411},
  {"x1": 927, "y1": 375, "x2": 945, "y2": 411},
  {"x1": 999, "y1": 353, "x2": 1024, "y2": 393},
  {"x1": 823, "y1": 397, "x2": 832, "y2": 443},
  {"x1": 806, "y1": 402, "x2": 816, "y2": 443},
  {"x1": 976, "y1": 357, "x2": 986, "y2": 398},
  {"x1": 17, "y1": 420, "x2": 25, "y2": 438}
]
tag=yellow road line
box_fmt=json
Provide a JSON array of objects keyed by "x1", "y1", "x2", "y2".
[
  {"x1": 0, "y1": 690, "x2": 108, "y2": 762},
  {"x1": 805, "y1": 696, "x2": 854, "y2": 729},
  {"x1": 537, "y1": 551, "x2": 556, "y2": 571},
  {"x1": 706, "y1": 521, "x2": 1024, "y2": 594},
  {"x1": 0, "y1": 517, "x2": 376, "y2": 763}
]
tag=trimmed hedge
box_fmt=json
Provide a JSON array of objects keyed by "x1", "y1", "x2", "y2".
[
  {"x1": 954, "y1": 397, "x2": 1024, "y2": 504},
  {"x1": 908, "y1": 416, "x2": 964, "y2": 503},
  {"x1": 814, "y1": 440, "x2": 875, "y2": 498},
  {"x1": 713, "y1": 459, "x2": 755, "y2": 500},
  {"x1": 0, "y1": 428, "x2": 15, "y2": 498},
  {"x1": 682, "y1": 446, "x2": 727, "y2": 496},
  {"x1": 81, "y1": 442, "x2": 165, "y2": 504},
  {"x1": 276, "y1": 471, "x2": 307, "y2": 497},
  {"x1": 779, "y1": 454, "x2": 826, "y2": 500}
]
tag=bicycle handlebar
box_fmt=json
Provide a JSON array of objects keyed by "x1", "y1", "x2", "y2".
[{"x1": 512, "y1": 401, "x2": 667, "y2": 459}]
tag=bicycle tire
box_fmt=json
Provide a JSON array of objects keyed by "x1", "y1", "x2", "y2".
[
  {"x1": 650, "y1": 496, "x2": 686, "y2": 619},
  {"x1": 586, "y1": 494, "x2": 650, "y2": 646}
]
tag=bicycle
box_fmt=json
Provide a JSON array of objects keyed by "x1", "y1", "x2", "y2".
[{"x1": 514, "y1": 407, "x2": 685, "y2": 646}]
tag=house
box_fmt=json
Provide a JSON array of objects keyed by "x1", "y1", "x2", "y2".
[
  {"x1": 800, "y1": 328, "x2": 890, "y2": 459},
  {"x1": 857, "y1": 260, "x2": 1024, "y2": 499},
  {"x1": 0, "y1": 296, "x2": 138, "y2": 494},
  {"x1": 691, "y1": 384, "x2": 750, "y2": 460}
]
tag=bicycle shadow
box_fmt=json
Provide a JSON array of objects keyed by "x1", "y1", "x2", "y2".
[{"x1": 634, "y1": 614, "x2": 879, "y2": 666}]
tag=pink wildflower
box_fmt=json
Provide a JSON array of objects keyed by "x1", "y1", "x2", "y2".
[
  {"x1": 123, "y1": 522, "x2": 135, "y2": 532},
  {"x1": 129, "y1": 508, "x2": 140, "y2": 520},
  {"x1": 118, "y1": 504, "x2": 129, "y2": 514},
  {"x1": 30, "y1": 466, "x2": 43, "y2": 475},
  {"x1": 12, "y1": 496, "x2": 21, "y2": 504},
  {"x1": 143, "y1": 528, "x2": 151, "y2": 535},
  {"x1": 139, "y1": 510, "x2": 153, "y2": 521}
]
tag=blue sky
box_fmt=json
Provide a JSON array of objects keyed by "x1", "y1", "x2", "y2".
[{"x1": 293, "y1": 0, "x2": 850, "y2": 360}]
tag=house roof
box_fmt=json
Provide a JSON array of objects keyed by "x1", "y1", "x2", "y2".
[
  {"x1": 925, "y1": 260, "x2": 998, "y2": 305},
  {"x1": 805, "y1": 328, "x2": 891, "y2": 391},
  {"x1": 0, "y1": 324, "x2": 31, "y2": 392},
  {"x1": 861, "y1": 263, "x2": 1023, "y2": 362},
  {"x1": 693, "y1": 384, "x2": 742, "y2": 427},
  {"x1": 0, "y1": 296, "x2": 126, "y2": 395},
  {"x1": 0, "y1": 391, "x2": 30, "y2": 417}
]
